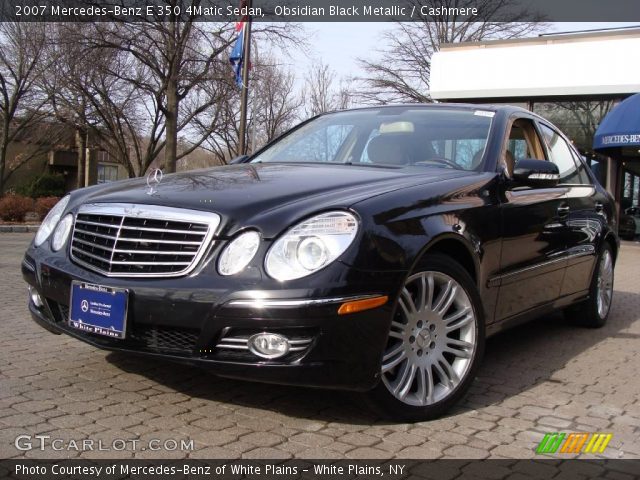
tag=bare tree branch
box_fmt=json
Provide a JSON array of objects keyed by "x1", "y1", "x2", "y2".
[{"x1": 355, "y1": 0, "x2": 546, "y2": 104}]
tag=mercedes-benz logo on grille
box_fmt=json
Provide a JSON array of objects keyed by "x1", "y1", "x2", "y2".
[{"x1": 146, "y1": 168, "x2": 163, "y2": 195}]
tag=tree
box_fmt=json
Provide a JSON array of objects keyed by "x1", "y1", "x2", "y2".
[
  {"x1": 302, "y1": 61, "x2": 352, "y2": 118},
  {"x1": 87, "y1": 2, "x2": 304, "y2": 173},
  {"x1": 41, "y1": 23, "x2": 101, "y2": 188},
  {"x1": 356, "y1": 0, "x2": 545, "y2": 104},
  {"x1": 50, "y1": 23, "x2": 166, "y2": 178},
  {"x1": 84, "y1": 53, "x2": 166, "y2": 178},
  {"x1": 194, "y1": 56, "x2": 300, "y2": 164},
  {"x1": 88, "y1": 16, "x2": 228, "y2": 173},
  {"x1": 0, "y1": 22, "x2": 50, "y2": 194},
  {"x1": 251, "y1": 54, "x2": 303, "y2": 145}
]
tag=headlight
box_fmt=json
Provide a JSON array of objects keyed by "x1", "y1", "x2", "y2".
[
  {"x1": 51, "y1": 214, "x2": 74, "y2": 251},
  {"x1": 265, "y1": 211, "x2": 358, "y2": 281},
  {"x1": 34, "y1": 195, "x2": 70, "y2": 247},
  {"x1": 218, "y1": 230, "x2": 261, "y2": 276}
]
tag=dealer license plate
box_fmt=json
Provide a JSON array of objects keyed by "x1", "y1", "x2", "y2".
[{"x1": 69, "y1": 282, "x2": 128, "y2": 339}]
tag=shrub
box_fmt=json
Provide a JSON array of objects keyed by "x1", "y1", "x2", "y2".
[
  {"x1": 35, "y1": 196, "x2": 61, "y2": 219},
  {"x1": 0, "y1": 194, "x2": 34, "y2": 222},
  {"x1": 23, "y1": 174, "x2": 66, "y2": 198}
]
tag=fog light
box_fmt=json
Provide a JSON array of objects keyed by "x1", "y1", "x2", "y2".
[
  {"x1": 248, "y1": 333, "x2": 290, "y2": 359},
  {"x1": 29, "y1": 286, "x2": 44, "y2": 308}
]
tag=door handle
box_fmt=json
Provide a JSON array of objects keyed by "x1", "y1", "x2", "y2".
[
  {"x1": 595, "y1": 202, "x2": 604, "y2": 213},
  {"x1": 557, "y1": 205, "x2": 570, "y2": 216}
]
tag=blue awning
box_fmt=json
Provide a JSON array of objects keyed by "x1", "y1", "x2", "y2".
[{"x1": 593, "y1": 93, "x2": 640, "y2": 151}]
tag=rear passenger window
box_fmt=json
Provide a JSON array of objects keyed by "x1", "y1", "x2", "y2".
[
  {"x1": 539, "y1": 124, "x2": 590, "y2": 185},
  {"x1": 569, "y1": 149, "x2": 593, "y2": 185}
]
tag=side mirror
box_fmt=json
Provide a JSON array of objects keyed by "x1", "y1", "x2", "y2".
[
  {"x1": 512, "y1": 159, "x2": 560, "y2": 188},
  {"x1": 229, "y1": 155, "x2": 250, "y2": 165}
]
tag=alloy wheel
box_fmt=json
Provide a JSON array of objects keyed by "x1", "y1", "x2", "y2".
[
  {"x1": 597, "y1": 249, "x2": 614, "y2": 319},
  {"x1": 381, "y1": 271, "x2": 477, "y2": 407}
]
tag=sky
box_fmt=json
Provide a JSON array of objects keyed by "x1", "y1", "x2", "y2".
[{"x1": 280, "y1": 22, "x2": 640, "y2": 88}]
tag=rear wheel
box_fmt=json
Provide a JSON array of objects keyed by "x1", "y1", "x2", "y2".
[
  {"x1": 566, "y1": 244, "x2": 614, "y2": 328},
  {"x1": 367, "y1": 253, "x2": 484, "y2": 421}
]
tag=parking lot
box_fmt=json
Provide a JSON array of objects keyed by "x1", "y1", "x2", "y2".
[{"x1": 1, "y1": 232, "x2": 639, "y2": 459}]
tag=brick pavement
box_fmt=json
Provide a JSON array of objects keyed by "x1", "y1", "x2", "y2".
[{"x1": 1, "y1": 233, "x2": 639, "y2": 459}]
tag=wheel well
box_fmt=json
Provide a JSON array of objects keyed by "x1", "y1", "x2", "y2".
[
  {"x1": 423, "y1": 239, "x2": 477, "y2": 284},
  {"x1": 605, "y1": 234, "x2": 618, "y2": 262}
]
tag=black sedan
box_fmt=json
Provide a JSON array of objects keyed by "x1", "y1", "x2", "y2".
[{"x1": 23, "y1": 105, "x2": 618, "y2": 421}]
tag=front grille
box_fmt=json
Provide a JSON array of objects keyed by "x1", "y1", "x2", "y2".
[
  {"x1": 47, "y1": 298, "x2": 198, "y2": 355},
  {"x1": 70, "y1": 203, "x2": 220, "y2": 278},
  {"x1": 59, "y1": 304, "x2": 69, "y2": 322},
  {"x1": 129, "y1": 326, "x2": 199, "y2": 353},
  {"x1": 44, "y1": 299, "x2": 66, "y2": 324}
]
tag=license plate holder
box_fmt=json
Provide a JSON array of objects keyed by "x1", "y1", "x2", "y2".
[{"x1": 69, "y1": 282, "x2": 128, "y2": 339}]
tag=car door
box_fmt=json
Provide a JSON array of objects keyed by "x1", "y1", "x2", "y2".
[
  {"x1": 494, "y1": 117, "x2": 570, "y2": 321},
  {"x1": 537, "y1": 122, "x2": 601, "y2": 297}
]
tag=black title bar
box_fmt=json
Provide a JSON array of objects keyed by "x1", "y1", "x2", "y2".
[
  {"x1": 1, "y1": 0, "x2": 640, "y2": 22},
  {"x1": 2, "y1": 459, "x2": 640, "y2": 480}
]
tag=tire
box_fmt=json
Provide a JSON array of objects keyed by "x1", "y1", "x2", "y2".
[
  {"x1": 565, "y1": 243, "x2": 614, "y2": 328},
  {"x1": 366, "y1": 253, "x2": 485, "y2": 422}
]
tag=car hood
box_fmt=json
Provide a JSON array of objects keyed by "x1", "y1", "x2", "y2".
[{"x1": 74, "y1": 163, "x2": 473, "y2": 237}]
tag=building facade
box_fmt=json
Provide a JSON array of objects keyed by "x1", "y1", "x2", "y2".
[{"x1": 430, "y1": 28, "x2": 640, "y2": 213}]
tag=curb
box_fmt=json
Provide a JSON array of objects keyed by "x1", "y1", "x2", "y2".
[{"x1": 0, "y1": 225, "x2": 40, "y2": 233}]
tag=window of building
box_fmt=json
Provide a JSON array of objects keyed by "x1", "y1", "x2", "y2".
[
  {"x1": 97, "y1": 164, "x2": 119, "y2": 184},
  {"x1": 96, "y1": 151, "x2": 109, "y2": 163}
]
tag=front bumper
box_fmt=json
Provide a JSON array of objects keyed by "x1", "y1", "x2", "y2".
[{"x1": 22, "y1": 249, "x2": 405, "y2": 392}]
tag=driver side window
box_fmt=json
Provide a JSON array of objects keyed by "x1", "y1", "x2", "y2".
[{"x1": 503, "y1": 118, "x2": 545, "y2": 177}]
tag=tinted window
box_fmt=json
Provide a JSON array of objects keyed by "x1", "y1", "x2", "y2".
[
  {"x1": 569, "y1": 149, "x2": 593, "y2": 185},
  {"x1": 506, "y1": 125, "x2": 530, "y2": 161},
  {"x1": 588, "y1": 158, "x2": 607, "y2": 186},
  {"x1": 539, "y1": 124, "x2": 590, "y2": 185},
  {"x1": 252, "y1": 109, "x2": 493, "y2": 171}
]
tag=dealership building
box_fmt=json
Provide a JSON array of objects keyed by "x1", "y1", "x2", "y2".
[{"x1": 430, "y1": 27, "x2": 640, "y2": 213}]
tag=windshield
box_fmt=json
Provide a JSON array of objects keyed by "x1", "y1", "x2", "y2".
[{"x1": 251, "y1": 107, "x2": 494, "y2": 171}]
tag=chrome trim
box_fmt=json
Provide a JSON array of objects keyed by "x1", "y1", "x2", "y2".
[
  {"x1": 217, "y1": 334, "x2": 313, "y2": 354},
  {"x1": 225, "y1": 294, "x2": 381, "y2": 309},
  {"x1": 112, "y1": 248, "x2": 195, "y2": 256},
  {"x1": 74, "y1": 229, "x2": 118, "y2": 241},
  {"x1": 71, "y1": 247, "x2": 111, "y2": 264},
  {"x1": 110, "y1": 261, "x2": 192, "y2": 266},
  {"x1": 119, "y1": 225, "x2": 207, "y2": 235},
  {"x1": 22, "y1": 258, "x2": 36, "y2": 273},
  {"x1": 491, "y1": 246, "x2": 596, "y2": 283},
  {"x1": 72, "y1": 237, "x2": 112, "y2": 252},
  {"x1": 75, "y1": 219, "x2": 121, "y2": 229},
  {"x1": 120, "y1": 237, "x2": 203, "y2": 246},
  {"x1": 70, "y1": 203, "x2": 220, "y2": 278}
]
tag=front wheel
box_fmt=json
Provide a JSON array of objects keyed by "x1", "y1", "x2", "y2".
[{"x1": 367, "y1": 253, "x2": 485, "y2": 421}]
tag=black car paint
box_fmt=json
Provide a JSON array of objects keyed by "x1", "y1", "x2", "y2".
[{"x1": 22, "y1": 104, "x2": 619, "y2": 392}]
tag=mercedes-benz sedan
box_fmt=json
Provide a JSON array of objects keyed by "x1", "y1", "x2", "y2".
[{"x1": 23, "y1": 105, "x2": 618, "y2": 420}]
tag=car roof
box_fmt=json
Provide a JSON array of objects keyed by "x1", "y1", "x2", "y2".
[
  {"x1": 323, "y1": 103, "x2": 558, "y2": 132},
  {"x1": 328, "y1": 103, "x2": 530, "y2": 115}
]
